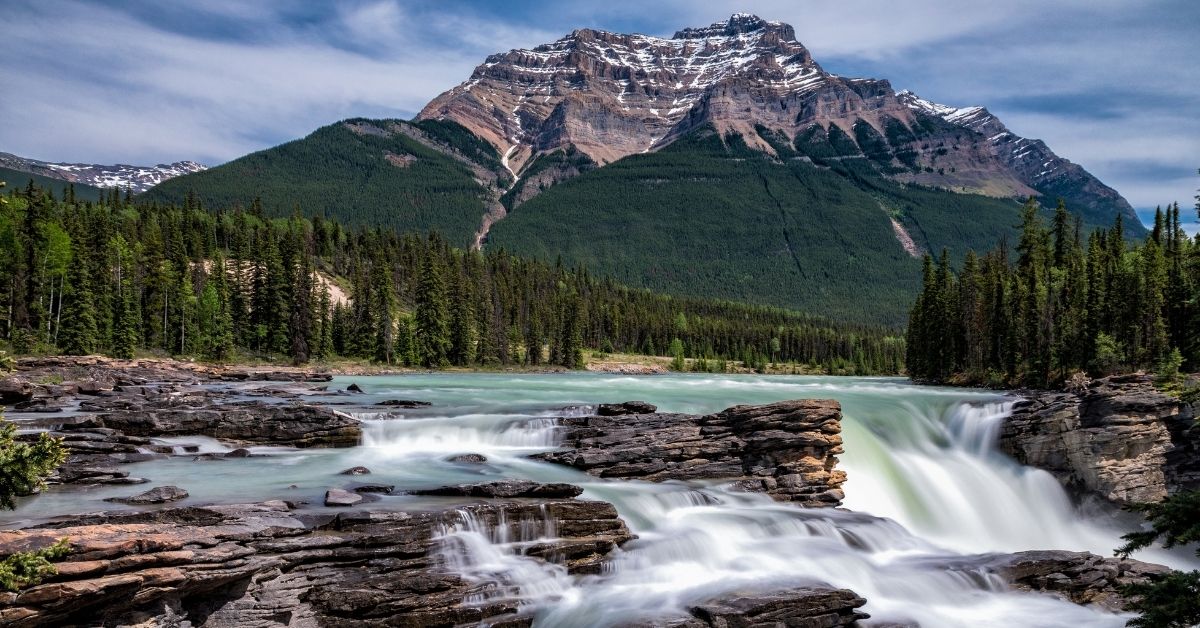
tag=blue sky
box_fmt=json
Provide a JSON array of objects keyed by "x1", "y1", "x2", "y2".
[{"x1": 1, "y1": 0, "x2": 1196, "y2": 230}]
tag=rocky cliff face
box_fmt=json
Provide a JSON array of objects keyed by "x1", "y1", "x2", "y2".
[
  {"x1": 418, "y1": 14, "x2": 1140, "y2": 227},
  {"x1": 1001, "y1": 374, "x2": 1199, "y2": 505}
]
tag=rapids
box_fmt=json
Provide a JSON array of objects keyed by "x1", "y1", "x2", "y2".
[{"x1": 6, "y1": 373, "x2": 1188, "y2": 626}]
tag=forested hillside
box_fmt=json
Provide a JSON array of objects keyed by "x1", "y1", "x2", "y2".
[
  {"x1": 907, "y1": 197, "x2": 1200, "y2": 387},
  {"x1": 143, "y1": 119, "x2": 503, "y2": 246},
  {"x1": 0, "y1": 180, "x2": 904, "y2": 374},
  {"x1": 0, "y1": 168, "x2": 104, "y2": 202},
  {"x1": 487, "y1": 127, "x2": 1038, "y2": 326}
]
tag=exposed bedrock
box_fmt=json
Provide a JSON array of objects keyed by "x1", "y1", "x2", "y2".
[
  {"x1": 1001, "y1": 374, "x2": 1199, "y2": 505},
  {"x1": 536, "y1": 399, "x2": 847, "y2": 507},
  {"x1": 983, "y1": 550, "x2": 1170, "y2": 612},
  {"x1": 0, "y1": 499, "x2": 633, "y2": 627}
]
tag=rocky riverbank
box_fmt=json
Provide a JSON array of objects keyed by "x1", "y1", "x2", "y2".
[{"x1": 1001, "y1": 373, "x2": 1199, "y2": 505}]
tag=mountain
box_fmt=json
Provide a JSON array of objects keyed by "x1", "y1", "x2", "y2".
[
  {"x1": 0, "y1": 151, "x2": 205, "y2": 193},
  {"x1": 418, "y1": 13, "x2": 1141, "y2": 232},
  {"x1": 145, "y1": 14, "x2": 1144, "y2": 325},
  {"x1": 144, "y1": 118, "x2": 508, "y2": 245}
]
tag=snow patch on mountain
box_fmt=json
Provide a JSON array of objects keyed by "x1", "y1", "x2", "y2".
[{"x1": 0, "y1": 152, "x2": 205, "y2": 193}]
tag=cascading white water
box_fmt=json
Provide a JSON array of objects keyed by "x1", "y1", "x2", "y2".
[
  {"x1": 414, "y1": 390, "x2": 1144, "y2": 626},
  {"x1": 839, "y1": 401, "x2": 1132, "y2": 556}
]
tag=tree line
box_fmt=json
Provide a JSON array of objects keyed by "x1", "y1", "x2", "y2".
[
  {"x1": 0, "y1": 181, "x2": 904, "y2": 374},
  {"x1": 906, "y1": 193, "x2": 1199, "y2": 387}
]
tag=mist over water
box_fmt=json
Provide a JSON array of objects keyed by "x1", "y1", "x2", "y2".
[{"x1": 8, "y1": 373, "x2": 1184, "y2": 626}]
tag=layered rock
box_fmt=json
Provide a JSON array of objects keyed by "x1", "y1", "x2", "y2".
[
  {"x1": 1001, "y1": 374, "x2": 1198, "y2": 505},
  {"x1": 633, "y1": 587, "x2": 868, "y2": 627},
  {"x1": 984, "y1": 550, "x2": 1170, "y2": 612},
  {"x1": 537, "y1": 399, "x2": 847, "y2": 507},
  {"x1": 76, "y1": 400, "x2": 361, "y2": 448},
  {"x1": 0, "y1": 499, "x2": 633, "y2": 627}
]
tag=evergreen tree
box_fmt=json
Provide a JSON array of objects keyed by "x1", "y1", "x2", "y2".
[
  {"x1": 58, "y1": 258, "x2": 98, "y2": 355},
  {"x1": 414, "y1": 251, "x2": 449, "y2": 367},
  {"x1": 448, "y1": 266, "x2": 476, "y2": 366}
]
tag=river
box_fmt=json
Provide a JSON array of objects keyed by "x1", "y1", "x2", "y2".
[{"x1": 6, "y1": 373, "x2": 1188, "y2": 626}]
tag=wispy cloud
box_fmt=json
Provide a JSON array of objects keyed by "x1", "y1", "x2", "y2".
[{"x1": 1, "y1": 0, "x2": 1195, "y2": 220}]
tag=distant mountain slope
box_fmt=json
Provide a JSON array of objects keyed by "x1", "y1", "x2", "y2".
[
  {"x1": 486, "y1": 127, "x2": 1032, "y2": 327},
  {"x1": 0, "y1": 152, "x2": 204, "y2": 193},
  {"x1": 143, "y1": 119, "x2": 506, "y2": 246},
  {"x1": 0, "y1": 166, "x2": 105, "y2": 201}
]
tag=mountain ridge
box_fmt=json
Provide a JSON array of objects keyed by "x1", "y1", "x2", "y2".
[
  {"x1": 0, "y1": 151, "x2": 205, "y2": 193},
  {"x1": 417, "y1": 13, "x2": 1142, "y2": 232}
]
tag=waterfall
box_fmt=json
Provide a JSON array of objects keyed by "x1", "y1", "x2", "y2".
[{"x1": 839, "y1": 400, "x2": 1127, "y2": 555}]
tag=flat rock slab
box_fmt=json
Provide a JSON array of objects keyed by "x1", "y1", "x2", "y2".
[
  {"x1": 104, "y1": 485, "x2": 189, "y2": 505},
  {"x1": 324, "y1": 488, "x2": 364, "y2": 506},
  {"x1": 410, "y1": 480, "x2": 584, "y2": 499}
]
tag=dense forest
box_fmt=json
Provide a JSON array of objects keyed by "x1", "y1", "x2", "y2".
[
  {"x1": 143, "y1": 118, "x2": 506, "y2": 245},
  {"x1": 906, "y1": 194, "x2": 1200, "y2": 387},
  {"x1": 488, "y1": 127, "x2": 1051, "y2": 327},
  {"x1": 0, "y1": 180, "x2": 904, "y2": 374}
]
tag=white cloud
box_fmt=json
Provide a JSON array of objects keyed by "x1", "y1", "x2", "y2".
[{"x1": 0, "y1": 0, "x2": 554, "y2": 165}]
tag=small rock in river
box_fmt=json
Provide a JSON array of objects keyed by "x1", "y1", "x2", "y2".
[
  {"x1": 446, "y1": 453, "x2": 488, "y2": 464},
  {"x1": 339, "y1": 466, "x2": 371, "y2": 475},
  {"x1": 324, "y1": 488, "x2": 363, "y2": 506},
  {"x1": 105, "y1": 485, "x2": 189, "y2": 505}
]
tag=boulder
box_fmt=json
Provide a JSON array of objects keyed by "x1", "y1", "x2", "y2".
[
  {"x1": 339, "y1": 466, "x2": 371, "y2": 475},
  {"x1": 0, "y1": 379, "x2": 34, "y2": 404},
  {"x1": 324, "y1": 489, "x2": 363, "y2": 506},
  {"x1": 446, "y1": 453, "x2": 488, "y2": 464},
  {"x1": 983, "y1": 550, "x2": 1170, "y2": 612},
  {"x1": 537, "y1": 399, "x2": 847, "y2": 507},
  {"x1": 104, "y1": 486, "x2": 189, "y2": 505}
]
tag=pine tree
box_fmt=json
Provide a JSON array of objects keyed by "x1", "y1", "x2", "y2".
[
  {"x1": 414, "y1": 251, "x2": 449, "y2": 367},
  {"x1": 371, "y1": 255, "x2": 397, "y2": 364},
  {"x1": 448, "y1": 266, "x2": 476, "y2": 366},
  {"x1": 57, "y1": 258, "x2": 98, "y2": 356},
  {"x1": 0, "y1": 413, "x2": 66, "y2": 510}
]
